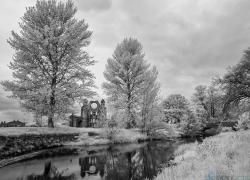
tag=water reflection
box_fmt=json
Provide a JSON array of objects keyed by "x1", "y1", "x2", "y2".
[
  {"x1": 15, "y1": 141, "x2": 180, "y2": 180},
  {"x1": 17, "y1": 161, "x2": 76, "y2": 180}
]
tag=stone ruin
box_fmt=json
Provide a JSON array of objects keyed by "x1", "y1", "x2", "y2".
[{"x1": 69, "y1": 99, "x2": 107, "y2": 128}]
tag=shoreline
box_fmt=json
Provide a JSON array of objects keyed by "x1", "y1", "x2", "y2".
[
  {"x1": 154, "y1": 130, "x2": 250, "y2": 180},
  {"x1": 0, "y1": 127, "x2": 166, "y2": 168}
]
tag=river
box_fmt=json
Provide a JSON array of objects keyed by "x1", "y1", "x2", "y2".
[{"x1": 0, "y1": 140, "x2": 195, "y2": 180}]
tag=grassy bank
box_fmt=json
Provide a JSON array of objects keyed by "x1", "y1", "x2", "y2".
[
  {"x1": 0, "y1": 127, "x2": 80, "y2": 136},
  {"x1": 154, "y1": 130, "x2": 250, "y2": 180},
  {"x1": 64, "y1": 128, "x2": 149, "y2": 146},
  {"x1": 0, "y1": 127, "x2": 149, "y2": 144},
  {"x1": 0, "y1": 127, "x2": 149, "y2": 167}
]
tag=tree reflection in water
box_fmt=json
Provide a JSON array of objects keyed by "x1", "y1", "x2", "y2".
[
  {"x1": 18, "y1": 161, "x2": 76, "y2": 180},
  {"x1": 79, "y1": 141, "x2": 176, "y2": 180},
  {"x1": 16, "y1": 141, "x2": 178, "y2": 180}
]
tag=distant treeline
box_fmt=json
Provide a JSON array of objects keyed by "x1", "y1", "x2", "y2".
[{"x1": 0, "y1": 120, "x2": 25, "y2": 127}]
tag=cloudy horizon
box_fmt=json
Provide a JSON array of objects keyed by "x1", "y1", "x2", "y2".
[{"x1": 1, "y1": 0, "x2": 250, "y2": 122}]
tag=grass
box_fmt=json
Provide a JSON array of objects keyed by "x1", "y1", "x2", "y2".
[
  {"x1": 66, "y1": 128, "x2": 148, "y2": 146},
  {"x1": 110, "y1": 128, "x2": 148, "y2": 143},
  {"x1": 154, "y1": 130, "x2": 250, "y2": 180},
  {"x1": 0, "y1": 127, "x2": 148, "y2": 146},
  {"x1": 0, "y1": 127, "x2": 80, "y2": 136}
]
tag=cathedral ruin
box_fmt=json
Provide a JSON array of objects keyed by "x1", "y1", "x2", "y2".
[{"x1": 69, "y1": 99, "x2": 107, "y2": 128}]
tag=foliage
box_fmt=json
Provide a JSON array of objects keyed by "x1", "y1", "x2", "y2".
[
  {"x1": 102, "y1": 38, "x2": 150, "y2": 128},
  {"x1": 179, "y1": 109, "x2": 203, "y2": 137},
  {"x1": 147, "y1": 120, "x2": 177, "y2": 139},
  {"x1": 139, "y1": 66, "x2": 160, "y2": 132},
  {"x1": 219, "y1": 48, "x2": 250, "y2": 114},
  {"x1": 161, "y1": 94, "x2": 203, "y2": 137},
  {"x1": 236, "y1": 112, "x2": 250, "y2": 130},
  {"x1": 162, "y1": 94, "x2": 190, "y2": 124},
  {"x1": 191, "y1": 85, "x2": 208, "y2": 111},
  {"x1": 103, "y1": 118, "x2": 119, "y2": 142},
  {"x1": 191, "y1": 84, "x2": 224, "y2": 121},
  {"x1": 1, "y1": 0, "x2": 96, "y2": 127},
  {"x1": 162, "y1": 93, "x2": 208, "y2": 137},
  {"x1": 154, "y1": 130, "x2": 250, "y2": 180},
  {"x1": 192, "y1": 104, "x2": 208, "y2": 124},
  {"x1": 24, "y1": 161, "x2": 76, "y2": 180},
  {"x1": 108, "y1": 110, "x2": 129, "y2": 128}
]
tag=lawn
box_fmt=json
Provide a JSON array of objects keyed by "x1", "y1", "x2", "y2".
[{"x1": 154, "y1": 130, "x2": 250, "y2": 180}]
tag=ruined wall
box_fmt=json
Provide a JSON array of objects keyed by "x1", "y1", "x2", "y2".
[{"x1": 70, "y1": 99, "x2": 107, "y2": 128}]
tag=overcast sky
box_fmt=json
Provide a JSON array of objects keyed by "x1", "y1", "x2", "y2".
[{"x1": 1, "y1": 0, "x2": 250, "y2": 122}]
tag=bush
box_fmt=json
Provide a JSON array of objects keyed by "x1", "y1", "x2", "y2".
[
  {"x1": 221, "y1": 127, "x2": 233, "y2": 132},
  {"x1": 236, "y1": 112, "x2": 250, "y2": 130},
  {"x1": 147, "y1": 120, "x2": 177, "y2": 139},
  {"x1": 103, "y1": 119, "x2": 119, "y2": 142},
  {"x1": 180, "y1": 111, "x2": 203, "y2": 137}
]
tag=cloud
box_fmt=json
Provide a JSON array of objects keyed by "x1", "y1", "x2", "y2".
[
  {"x1": 0, "y1": 88, "x2": 33, "y2": 122},
  {"x1": 75, "y1": 0, "x2": 112, "y2": 12},
  {"x1": 99, "y1": 0, "x2": 250, "y2": 98},
  {"x1": 0, "y1": 110, "x2": 33, "y2": 123},
  {"x1": 1, "y1": 0, "x2": 250, "y2": 120},
  {"x1": 0, "y1": 89, "x2": 19, "y2": 111},
  {"x1": 70, "y1": 0, "x2": 250, "y2": 99}
]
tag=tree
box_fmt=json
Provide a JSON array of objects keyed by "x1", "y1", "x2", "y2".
[
  {"x1": 103, "y1": 38, "x2": 149, "y2": 128},
  {"x1": 191, "y1": 84, "x2": 224, "y2": 121},
  {"x1": 162, "y1": 94, "x2": 190, "y2": 124},
  {"x1": 191, "y1": 85, "x2": 208, "y2": 112},
  {"x1": 162, "y1": 94, "x2": 203, "y2": 136},
  {"x1": 140, "y1": 66, "x2": 160, "y2": 132},
  {"x1": 1, "y1": 0, "x2": 96, "y2": 127},
  {"x1": 179, "y1": 108, "x2": 203, "y2": 137},
  {"x1": 220, "y1": 48, "x2": 250, "y2": 114},
  {"x1": 206, "y1": 85, "x2": 224, "y2": 119}
]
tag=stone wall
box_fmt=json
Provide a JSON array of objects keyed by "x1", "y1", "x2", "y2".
[{"x1": 0, "y1": 133, "x2": 79, "y2": 160}]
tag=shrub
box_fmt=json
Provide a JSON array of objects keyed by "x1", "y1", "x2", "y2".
[
  {"x1": 179, "y1": 110, "x2": 203, "y2": 137},
  {"x1": 236, "y1": 112, "x2": 250, "y2": 130},
  {"x1": 221, "y1": 127, "x2": 232, "y2": 132},
  {"x1": 147, "y1": 120, "x2": 177, "y2": 139},
  {"x1": 103, "y1": 119, "x2": 119, "y2": 142}
]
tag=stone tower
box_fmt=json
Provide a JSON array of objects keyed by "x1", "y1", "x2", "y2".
[
  {"x1": 81, "y1": 99, "x2": 89, "y2": 127},
  {"x1": 99, "y1": 99, "x2": 107, "y2": 123}
]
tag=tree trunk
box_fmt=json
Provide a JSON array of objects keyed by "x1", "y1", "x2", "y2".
[
  {"x1": 126, "y1": 108, "x2": 132, "y2": 129},
  {"x1": 126, "y1": 88, "x2": 132, "y2": 129},
  {"x1": 48, "y1": 116, "x2": 54, "y2": 128},
  {"x1": 48, "y1": 79, "x2": 56, "y2": 128}
]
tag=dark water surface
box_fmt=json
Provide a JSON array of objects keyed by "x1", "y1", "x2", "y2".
[{"x1": 0, "y1": 140, "x2": 189, "y2": 180}]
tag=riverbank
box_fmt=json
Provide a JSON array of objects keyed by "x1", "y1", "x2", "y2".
[
  {"x1": 0, "y1": 127, "x2": 149, "y2": 147},
  {"x1": 0, "y1": 127, "x2": 151, "y2": 167},
  {"x1": 0, "y1": 127, "x2": 80, "y2": 166},
  {"x1": 154, "y1": 130, "x2": 250, "y2": 180}
]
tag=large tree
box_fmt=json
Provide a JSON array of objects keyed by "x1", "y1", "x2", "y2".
[
  {"x1": 1, "y1": 0, "x2": 95, "y2": 127},
  {"x1": 220, "y1": 48, "x2": 250, "y2": 114},
  {"x1": 103, "y1": 38, "x2": 149, "y2": 128}
]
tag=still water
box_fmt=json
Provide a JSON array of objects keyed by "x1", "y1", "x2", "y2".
[{"x1": 0, "y1": 140, "x2": 188, "y2": 180}]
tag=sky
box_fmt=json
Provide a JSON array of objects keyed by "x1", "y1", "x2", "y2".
[{"x1": 1, "y1": 0, "x2": 250, "y2": 122}]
